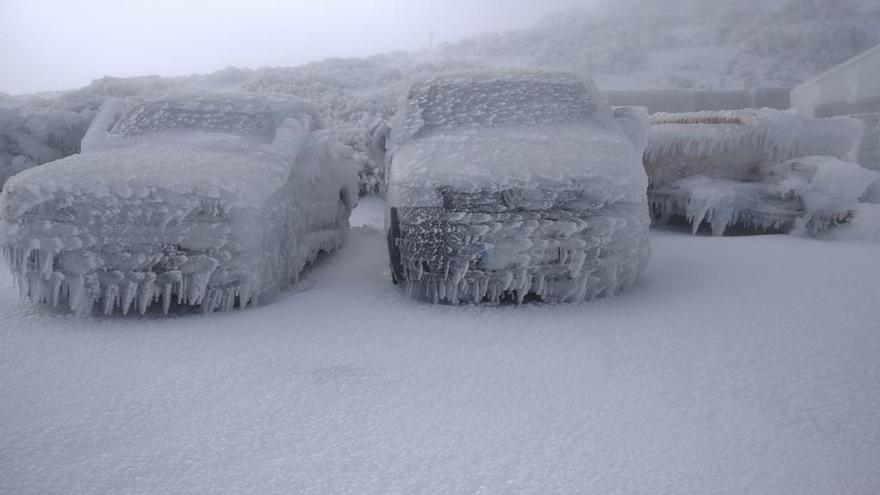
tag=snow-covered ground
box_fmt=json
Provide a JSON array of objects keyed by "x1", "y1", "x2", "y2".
[{"x1": 1, "y1": 196, "x2": 879, "y2": 494}]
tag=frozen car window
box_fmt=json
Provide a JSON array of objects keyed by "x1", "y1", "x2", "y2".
[
  {"x1": 411, "y1": 80, "x2": 596, "y2": 138},
  {"x1": 110, "y1": 98, "x2": 278, "y2": 142}
]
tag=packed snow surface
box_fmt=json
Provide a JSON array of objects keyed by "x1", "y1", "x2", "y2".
[{"x1": 1, "y1": 198, "x2": 879, "y2": 494}]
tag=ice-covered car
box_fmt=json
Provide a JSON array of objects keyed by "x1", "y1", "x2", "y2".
[
  {"x1": 0, "y1": 93, "x2": 358, "y2": 315},
  {"x1": 645, "y1": 109, "x2": 868, "y2": 235},
  {"x1": 384, "y1": 70, "x2": 651, "y2": 304}
]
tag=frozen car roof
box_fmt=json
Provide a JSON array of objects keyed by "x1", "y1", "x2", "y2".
[
  {"x1": 110, "y1": 93, "x2": 321, "y2": 143},
  {"x1": 2, "y1": 94, "x2": 331, "y2": 218},
  {"x1": 387, "y1": 70, "x2": 645, "y2": 194},
  {"x1": 390, "y1": 70, "x2": 606, "y2": 147}
]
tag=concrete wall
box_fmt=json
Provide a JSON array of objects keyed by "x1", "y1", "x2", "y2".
[
  {"x1": 791, "y1": 44, "x2": 880, "y2": 118},
  {"x1": 605, "y1": 88, "x2": 790, "y2": 114},
  {"x1": 851, "y1": 113, "x2": 880, "y2": 171}
]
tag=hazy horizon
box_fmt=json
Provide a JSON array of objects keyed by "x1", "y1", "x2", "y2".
[{"x1": 0, "y1": 0, "x2": 595, "y2": 95}]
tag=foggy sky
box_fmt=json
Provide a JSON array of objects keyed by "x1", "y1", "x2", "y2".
[{"x1": 0, "y1": 0, "x2": 594, "y2": 95}]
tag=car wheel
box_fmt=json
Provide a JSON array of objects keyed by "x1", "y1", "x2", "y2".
[{"x1": 334, "y1": 195, "x2": 350, "y2": 246}]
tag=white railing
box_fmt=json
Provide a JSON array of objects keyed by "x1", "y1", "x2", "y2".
[{"x1": 792, "y1": 44, "x2": 880, "y2": 118}]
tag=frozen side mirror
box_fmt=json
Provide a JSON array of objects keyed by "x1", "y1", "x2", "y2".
[
  {"x1": 271, "y1": 116, "x2": 313, "y2": 156},
  {"x1": 80, "y1": 97, "x2": 127, "y2": 153}
]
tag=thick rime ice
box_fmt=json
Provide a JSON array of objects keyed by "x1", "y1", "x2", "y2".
[
  {"x1": 385, "y1": 70, "x2": 650, "y2": 304},
  {"x1": 0, "y1": 93, "x2": 358, "y2": 315},
  {"x1": 649, "y1": 157, "x2": 879, "y2": 237},
  {"x1": 645, "y1": 109, "x2": 872, "y2": 236},
  {"x1": 650, "y1": 177, "x2": 802, "y2": 236},
  {"x1": 645, "y1": 109, "x2": 864, "y2": 185}
]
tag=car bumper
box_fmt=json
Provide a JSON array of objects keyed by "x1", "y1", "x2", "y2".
[
  {"x1": 389, "y1": 188, "x2": 649, "y2": 303},
  {"x1": 1, "y1": 191, "x2": 253, "y2": 315}
]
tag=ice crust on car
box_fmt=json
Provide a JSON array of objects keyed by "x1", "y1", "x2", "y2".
[
  {"x1": 0, "y1": 93, "x2": 358, "y2": 315},
  {"x1": 385, "y1": 70, "x2": 651, "y2": 304}
]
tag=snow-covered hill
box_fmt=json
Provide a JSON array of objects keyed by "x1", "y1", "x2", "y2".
[
  {"x1": 436, "y1": 0, "x2": 880, "y2": 90},
  {"x1": 3, "y1": 0, "x2": 880, "y2": 194}
]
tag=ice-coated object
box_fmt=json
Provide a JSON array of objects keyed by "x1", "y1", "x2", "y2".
[
  {"x1": 0, "y1": 93, "x2": 358, "y2": 315},
  {"x1": 645, "y1": 109, "x2": 864, "y2": 186},
  {"x1": 385, "y1": 70, "x2": 651, "y2": 304},
  {"x1": 645, "y1": 109, "x2": 870, "y2": 235},
  {"x1": 650, "y1": 156, "x2": 879, "y2": 236},
  {"x1": 650, "y1": 177, "x2": 802, "y2": 236}
]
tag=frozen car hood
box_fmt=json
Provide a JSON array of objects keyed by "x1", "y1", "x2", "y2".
[
  {"x1": 1, "y1": 143, "x2": 292, "y2": 219},
  {"x1": 388, "y1": 124, "x2": 648, "y2": 197}
]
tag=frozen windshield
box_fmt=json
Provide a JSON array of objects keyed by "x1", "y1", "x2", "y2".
[
  {"x1": 411, "y1": 79, "x2": 597, "y2": 137},
  {"x1": 110, "y1": 97, "x2": 280, "y2": 143}
]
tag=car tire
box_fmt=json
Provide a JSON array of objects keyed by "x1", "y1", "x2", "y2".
[
  {"x1": 387, "y1": 206, "x2": 404, "y2": 285},
  {"x1": 335, "y1": 196, "x2": 350, "y2": 246}
]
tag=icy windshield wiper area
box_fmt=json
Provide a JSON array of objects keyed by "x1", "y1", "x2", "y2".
[{"x1": 110, "y1": 100, "x2": 279, "y2": 143}]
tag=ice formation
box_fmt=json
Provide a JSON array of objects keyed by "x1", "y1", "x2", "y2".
[
  {"x1": 645, "y1": 109, "x2": 864, "y2": 185},
  {"x1": 649, "y1": 156, "x2": 880, "y2": 237},
  {"x1": 649, "y1": 177, "x2": 801, "y2": 236},
  {"x1": 385, "y1": 70, "x2": 651, "y2": 304},
  {"x1": 645, "y1": 109, "x2": 871, "y2": 235},
  {"x1": 0, "y1": 93, "x2": 358, "y2": 315}
]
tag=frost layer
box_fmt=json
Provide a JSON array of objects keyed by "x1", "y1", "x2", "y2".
[
  {"x1": 386, "y1": 70, "x2": 651, "y2": 303},
  {"x1": 0, "y1": 93, "x2": 358, "y2": 315}
]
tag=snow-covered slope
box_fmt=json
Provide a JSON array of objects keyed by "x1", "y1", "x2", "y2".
[
  {"x1": 3, "y1": 0, "x2": 879, "y2": 195},
  {"x1": 2, "y1": 198, "x2": 879, "y2": 494},
  {"x1": 437, "y1": 0, "x2": 880, "y2": 90}
]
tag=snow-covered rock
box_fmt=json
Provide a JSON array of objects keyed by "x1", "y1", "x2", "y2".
[
  {"x1": 385, "y1": 70, "x2": 651, "y2": 303},
  {"x1": 0, "y1": 93, "x2": 358, "y2": 315}
]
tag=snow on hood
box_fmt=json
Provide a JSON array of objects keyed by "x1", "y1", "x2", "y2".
[
  {"x1": 1, "y1": 142, "x2": 290, "y2": 220},
  {"x1": 389, "y1": 124, "x2": 647, "y2": 196}
]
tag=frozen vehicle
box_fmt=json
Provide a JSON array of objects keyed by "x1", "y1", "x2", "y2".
[
  {"x1": 0, "y1": 93, "x2": 358, "y2": 315},
  {"x1": 645, "y1": 109, "x2": 868, "y2": 235},
  {"x1": 384, "y1": 70, "x2": 651, "y2": 304}
]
